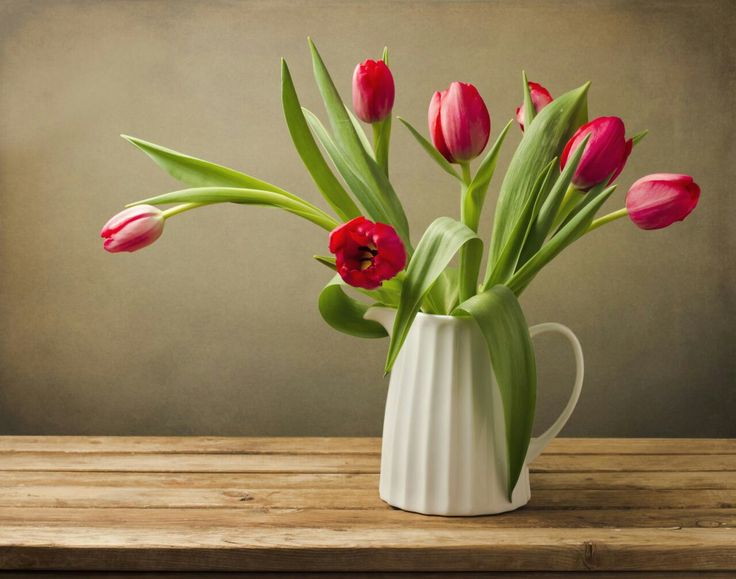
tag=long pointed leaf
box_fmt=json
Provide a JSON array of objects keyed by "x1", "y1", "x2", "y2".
[
  {"x1": 319, "y1": 275, "x2": 387, "y2": 339},
  {"x1": 121, "y1": 135, "x2": 302, "y2": 203},
  {"x1": 453, "y1": 285, "x2": 536, "y2": 501},
  {"x1": 397, "y1": 117, "x2": 460, "y2": 181},
  {"x1": 508, "y1": 185, "x2": 617, "y2": 295},
  {"x1": 346, "y1": 107, "x2": 375, "y2": 159},
  {"x1": 281, "y1": 59, "x2": 361, "y2": 222},
  {"x1": 519, "y1": 133, "x2": 591, "y2": 266},
  {"x1": 308, "y1": 39, "x2": 411, "y2": 248},
  {"x1": 488, "y1": 82, "x2": 589, "y2": 270},
  {"x1": 385, "y1": 217, "x2": 480, "y2": 372},
  {"x1": 484, "y1": 159, "x2": 555, "y2": 288},
  {"x1": 303, "y1": 108, "x2": 386, "y2": 224}
]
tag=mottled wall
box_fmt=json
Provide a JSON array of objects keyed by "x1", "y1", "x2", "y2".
[{"x1": 1, "y1": 0, "x2": 733, "y2": 436}]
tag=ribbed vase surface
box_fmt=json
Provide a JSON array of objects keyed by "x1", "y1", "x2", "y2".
[{"x1": 364, "y1": 307, "x2": 584, "y2": 516}]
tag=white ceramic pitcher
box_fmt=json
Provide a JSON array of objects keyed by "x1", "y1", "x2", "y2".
[{"x1": 365, "y1": 307, "x2": 584, "y2": 516}]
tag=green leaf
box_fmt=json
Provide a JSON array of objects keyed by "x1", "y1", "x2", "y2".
[
  {"x1": 319, "y1": 275, "x2": 387, "y2": 339},
  {"x1": 281, "y1": 59, "x2": 361, "y2": 222},
  {"x1": 358, "y1": 272, "x2": 404, "y2": 308},
  {"x1": 397, "y1": 117, "x2": 461, "y2": 181},
  {"x1": 522, "y1": 71, "x2": 535, "y2": 130},
  {"x1": 631, "y1": 129, "x2": 648, "y2": 146},
  {"x1": 422, "y1": 267, "x2": 459, "y2": 315},
  {"x1": 484, "y1": 159, "x2": 555, "y2": 288},
  {"x1": 462, "y1": 119, "x2": 514, "y2": 229},
  {"x1": 308, "y1": 38, "x2": 411, "y2": 249},
  {"x1": 373, "y1": 116, "x2": 392, "y2": 177},
  {"x1": 303, "y1": 107, "x2": 386, "y2": 224},
  {"x1": 130, "y1": 187, "x2": 339, "y2": 231},
  {"x1": 313, "y1": 255, "x2": 337, "y2": 271},
  {"x1": 121, "y1": 135, "x2": 302, "y2": 202},
  {"x1": 453, "y1": 285, "x2": 536, "y2": 501},
  {"x1": 458, "y1": 119, "x2": 514, "y2": 302},
  {"x1": 508, "y1": 184, "x2": 617, "y2": 295},
  {"x1": 488, "y1": 82, "x2": 590, "y2": 272},
  {"x1": 346, "y1": 107, "x2": 375, "y2": 159},
  {"x1": 518, "y1": 133, "x2": 591, "y2": 266},
  {"x1": 385, "y1": 217, "x2": 480, "y2": 372}
]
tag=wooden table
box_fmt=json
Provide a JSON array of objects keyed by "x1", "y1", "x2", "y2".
[{"x1": 0, "y1": 437, "x2": 734, "y2": 577}]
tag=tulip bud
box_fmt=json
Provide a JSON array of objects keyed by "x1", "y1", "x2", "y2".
[
  {"x1": 329, "y1": 216, "x2": 406, "y2": 290},
  {"x1": 560, "y1": 116, "x2": 633, "y2": 191},
  {"x1": 101, "y1": 204, "x2": 165, "y2": 253},
  {"x1": 625, "y1": 173, "x2": 700, "y2": 230},
  {"x1": 428, "y1": 82, "x2": 490, "y2": 163},
  {"x1": 515, "y1": 81, "x2": 553, "y2": 132},
  {"x1": 352, "y1": 59, "x2": 395, "y2": 124}
]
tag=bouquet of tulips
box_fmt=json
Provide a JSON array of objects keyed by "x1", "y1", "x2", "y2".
[{"x1": 101, "y1": 40, "x2": 700, "y2": 495}]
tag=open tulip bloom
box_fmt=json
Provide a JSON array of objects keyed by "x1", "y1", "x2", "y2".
[{"x1": 102, "y1": 40, "x2": 700, "y2": 497}]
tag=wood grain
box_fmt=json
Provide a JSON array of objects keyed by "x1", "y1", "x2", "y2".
[{"x1": 0, "y1": 437, "x2": 733, "y2": 573}]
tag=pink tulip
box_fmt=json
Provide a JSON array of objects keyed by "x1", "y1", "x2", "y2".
[
  {"x1": 560, "y1": 117, "x2": 633, "y2": 191},
  {"x1": 101, "y1": 205, "x2": 165, "y2": 253},
  {"x1": 428, "y1": 82, "x2": 490, "y2": 163},
  {"x1": 515, "y1": 81, "x2": 553, "y2": 132},
  {"x1": 352, "y1": 59, "x2": 395, "y2": 124},
  {"x1": 626, "y1": 174, "x2": 700, "y2": 230}
]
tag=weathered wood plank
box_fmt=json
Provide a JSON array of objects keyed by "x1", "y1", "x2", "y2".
[
  {"x1": 0, "y1": 507, "x2": 733, "y2": 530},
  {"x1": 0, "y1": 452, "x2": 733, "y2": 473},
  {"x1": 0, "y1": 437, "x2": 733, "y2": 455},
  {"x1": 0, "y1": 527, "x2": 734, "y2": 572},
  {"x1": 1, "y1": 470, "x2": 733, "y2": 491},
  {"x1": 0, "y1": 484, "x2": 732, "y2": 510}
]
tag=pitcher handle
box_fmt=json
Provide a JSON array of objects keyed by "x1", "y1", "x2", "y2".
[{"x1": 525, "y1": 322, "x2": 584, "y2": 463}]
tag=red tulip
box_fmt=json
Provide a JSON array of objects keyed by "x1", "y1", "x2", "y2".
[
  {"x1": 515, "y1": 81, "x2": 553, "y2": 132},
  {"x1": 329, "y1": 217, "x2": 406, "y2": 290},
  {"x1": 560, "y1": 117, "x2": 633, "y2": 191},
  {"x1": 101, "y1": 205, "x2": 165, "y2": 253},
  {"x1": 626, "y1": 174, "x2": 700, "y2": 230},
  {"x1": 352, "y1": 59, "x2": 395, "y2": 124},
  {"x1": 428, "y1": 82, "x2": 490, "y2": 163}
]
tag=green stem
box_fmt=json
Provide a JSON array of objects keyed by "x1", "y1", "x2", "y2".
[
  {"x1": 458, "y1": 161, "x2": 479, "y2": 303},
  {"x1": 460, "y1": 162, "x2": 472, "y2": 186},
  {"x1": 161, "y1": 203, "x2": 204, "y2": 219},
  {"x1": 586, "y1": 207, "x2": 628, "y2": 233}
]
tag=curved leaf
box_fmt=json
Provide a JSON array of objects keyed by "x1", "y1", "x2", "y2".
[
  {"x1": 483, "y1": 159, "x2": 555, "y2": 289},
  {"x1": 319, "y1": 275, "x2": 388, "y2": 339},
  {"x1": 508, "y1": 184, "x2": 617, "y2": 295},
  {"x1": 121, "y1": 135, "x2": 302, "y2": 203},
  {"x1": 281, "y1": 59, "x2": 361, "y2": 222},
  {"x1": 453, "y1": 285, "x2": 536, "y2": 501},
  {"x1": 130, "y1": 187, "x2": 338, "y2": 231},
  {"x1": 385, "y1": 217, "x2": 480, "y2": 372}
]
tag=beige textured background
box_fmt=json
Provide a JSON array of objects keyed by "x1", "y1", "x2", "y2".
[{"x1": 0, "y1": 0, "x2": 733, "y2": 436}]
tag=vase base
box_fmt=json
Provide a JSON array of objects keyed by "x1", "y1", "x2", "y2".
[{"x1": 379, "y1": 487, "x2": 531, "y2": 517}]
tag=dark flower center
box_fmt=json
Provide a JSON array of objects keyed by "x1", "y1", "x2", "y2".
[{"x1": 358, "y1": 244, "x2": 378, "y2": 271}]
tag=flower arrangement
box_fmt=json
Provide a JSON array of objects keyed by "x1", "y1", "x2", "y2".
[{"x1": 101, "y1": 40, "x2": 700, "y2": 497}]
